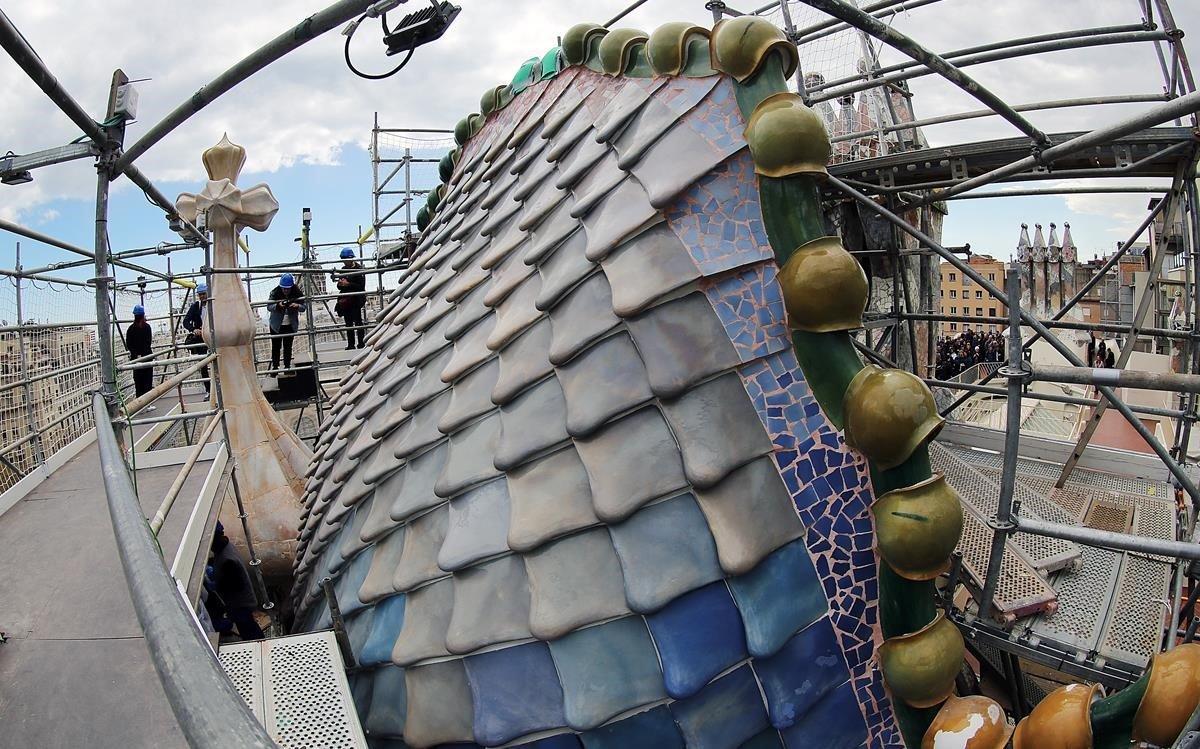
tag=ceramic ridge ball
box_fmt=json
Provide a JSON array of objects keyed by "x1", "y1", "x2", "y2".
[
  {"x1": 844, "y1": 365, "x2": 945, "y2": 470},
  {"x1": 922, "y1": 695, "x2": 1013, "y2": 749},
  {"x1": 877, "y1": 611, "x2": 964, "y2": 708},
  {"x1": 872, "y1": 473, "x2": 964, "y2": 581},
  {"x1": 1012, "y1": 683, "x2": 1098, "y2": 749},
  {"x1": 777, "y1": 236, "x2": 867, "y2": 333},
  {"x1": 1133, "y1": 643, "x2": 1200, "y2": 746}
]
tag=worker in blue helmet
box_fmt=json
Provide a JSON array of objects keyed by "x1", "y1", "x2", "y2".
[
  {"x1": 182, "y1": 282, "x2": 211, "y2": 394},
  {"x1": 332, "y1": 247, "x2": 367, "y2": 350},
  {"x1": 125, "y1": 304, "x2": 156, "y2": 410},
  {"x1": 268, "y1": 273, "x2": 305, "y2": 375}
]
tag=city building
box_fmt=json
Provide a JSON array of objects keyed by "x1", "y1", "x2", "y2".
[{"x1": 939, "y1": 254, "x2": 1005, "y2": 333}]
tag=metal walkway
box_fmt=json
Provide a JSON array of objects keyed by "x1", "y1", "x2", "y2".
[{"x1": 0, "y1": 395, "x2": 220, "y2": 748}]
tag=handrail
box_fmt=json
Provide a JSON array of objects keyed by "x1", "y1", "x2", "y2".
[{"x1": 92, "y1": 393, "x2": 277, "y2": 748}]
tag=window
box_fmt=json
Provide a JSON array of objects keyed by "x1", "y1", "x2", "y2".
[
  {"x1": 949, "y1": 273, "x2": 956, "y2": 282},
  {"x1": 950, "y1": 290, "x2": 957, "y2": 299},
  {"x1": 963, "y1": 277, "x2": 971, "y2": 287},
  {"x1": 976, "y1": 307, "x2": 983, "y2": 316},
  {"x1": 989, "y1": 307, "x2": 997, "y2": 317},
  {"x1": 988, "y1": 272, "x2": 996, "y2": 281},
  {"x1": 950, "y1": 306, "x2": 957, "y2": 314},
  {"x1": 950, "y1": 323, "x2": 957, "y2": 331},
  {"x1": 975, "y1": 290, "x2": 982, "y2": 299},
  {"x1": 939, "y1": 289, "x2": 944, "y2": 297}
]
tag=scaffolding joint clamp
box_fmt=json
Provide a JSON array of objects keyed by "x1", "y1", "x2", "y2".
[
  {"x1": 998, "y1": 362, "x2": 1032, "y2": 381},
  {"x1": 986, "y1": 515, "x2": 1017, "y2": 533}
]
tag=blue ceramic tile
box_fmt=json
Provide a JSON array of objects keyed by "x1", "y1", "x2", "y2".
[
  {"x1": 349, "y1": 671, "x2": 373, "y2": 718},
  {"x1": 779, "y1": 680, "x2": 866, "y2": 749},
  {"x1": 727, "y1": 539, "x2": 828, "y2": 658},
  {"x1": 465, "y1": 642, "x2": 566, "y2": 745},
  {"x1": 365, "y1": 664, "x2": 407, "y2": 737},
  {"x1": 358, "y1": 594, "x2": 406, "y2": 667},
  {"x1": 609, "y1": 493, "x2": 724, "y2": 613},
  {"x1": 402, "y1": 660, "x2": 476, "y2": 745},
  {"x1": 335, "y1": 546, "x2": 376, "y2": 616},
  {"x1": 581, "y1": 706, "x2": 684, "y2": 749},
  {"x1": 346, "y1": 607, "x2": 375, "y2": 661},
  {"x1": 646, "y1": 582, "x2": 748, "y2": 699},
  {"x1": 670, "y1": 665, "x2": 769, "y2": 749},
  {"x1": 549, "y1": 616, "x2": 667, "y2": 730},
  {"x1": 754, "y1": 617, "x2": 851, "y2": 731},
  {"x1": 514, "y1": 735, "x2": 584, "y2": 749}
]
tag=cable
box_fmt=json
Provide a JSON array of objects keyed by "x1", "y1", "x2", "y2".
[{"x1": 343, "y1": 13, "x2": 416, "y2": 80}]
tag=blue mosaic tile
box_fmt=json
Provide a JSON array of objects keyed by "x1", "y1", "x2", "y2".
[
  {"x1": 741, "y1": 730, "x2": 785, "y2": 749},
  {"x1": 728, "y1": 539, "x2": 828, "y2": 658},
  {"x1": 358, "y1": 593, "x2": 406, "y2": 667},
  {"x1": 646, "y1": 582, "x2": 748, "y2": 700},
  {"x1": 365, "y1": 664, "x2": 407, "y2": 737},
  {"x1": 549, "y1": 616, "x2": 667, "y2": 730},
  {"x1": 779, "y1": 680, "x2": 867, "y2": 749},
  {"x1": 581, "y1": 706, "x2": 684, "y2": 749},
  {"x1": 670, "y1": 665, "x2": 769, "y2": 749},
  {"x1": 755, "y1": 617, "x2": 851, "y2": 731},
  {"x1": 609, "y1": 492, "x2": 724, "y2": 613},
  {"x1": 665, "y1": 150, "x2": 772, "y2": 277},
  {"x1": 514, "y1": 735, "x2": 584, "y2": 749},
  {"x1": 465, "y1": 642, "x2": 566, "y2": 745},
  {"x1": 704, "y1": 262, "x2": 790, "y2": 363}
]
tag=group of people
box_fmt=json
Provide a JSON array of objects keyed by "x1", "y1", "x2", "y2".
[
  {"x1": 1087, "y1": 332, "x2": 1118, "y2": 369},
  {"x1": 121, "y1": 248, "x2": 369, "y2": 391},
  {"x1": 935, "y1": 329, "x2": 1007, "y2": 380}
]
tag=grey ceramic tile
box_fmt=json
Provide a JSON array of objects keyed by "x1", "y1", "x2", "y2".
[
  {"x1": 481, "y1": 138, "x2": 518, "y2": 180},
  {"x1": 557, "y1": 331, "x2": 654, "y2": 438},
  {"x1": 477, "y1": 216, "x2": 527, "y2": 270},
  {"x1": 544, "y1": 106, "x2": 599, "y2": 163},
  {"x1": 434, "y1": 411, "x2": 501, "y2": 498},
  {"x1": 438, "y1": 478, "x2": 511, "y2": 572},
  {"x1": 521, "y1": 197, "x2": 579, "y2": 267},
  {"x1": 661, "y1": 372, "x2": 775, "y2": 489},
  {"x1": 506, "y1": 444, "x2": 599, "y2": 552},
  {"x1": 494, "y1": 375, "x2": 570, "y2": 472},
  {"x1": 485, "y1": 272, "x2": 544, "y2": 352},
  {"x1": 358, "y1": 468, "x2": 404, "y2": 543},
  {"x1": 443, "y1": 258, "x2": 489, "y2": 305},
  {"x1": 540, "y1": 86, "x2": 587, "y2": 140},
  {"x1": 444, "y1": 279, "x2": 493, "y2": 338},
  {"x1": 575, "y1": 405, "x2": 689, "y2": 523},
  {"x1": 478, "y1": 169, "x2": 521, "y2": 213},
  {"x1": 693, "y1": 457, "x2": 805, "y2": 576},
  {"x1": 391, "y1": 504, "x2": 451, "y2": 593},
  {"x1": 629, "y1": 121, "x2": 742, "y2": 209},
  {"x1": 403, "y1": 661, "x2": 476, "y2": 746},
  {"x1": 518, "y1": 174, "x2": 573, "y2": 233},
  {"x1": 524, "y1": 527, "x2": 631, "y2": 640},
  {"x1": 547, "y1": 272, "x2": 621, "y2": 366},
  {"x1": 481, "y1": 246, "x2": 536, "y2": 307},
  {"x1": 438, "y1": 358, "x2": 500, "y2": 435},
  {"x1": 565, "y1": 153, "x2": 626, "y2": 220},
  {"x1": 492, "y1": 317, "x2": 554, "y2": 406},
  {"x1": 439, "y1": 318, "x2": 495, "y2": 384},
  {"x1": 552, "y1": 135, "x2": 609, "y2": 191},
  {"x1": 609, "y1": 493, "x2": 724, "y2": 613},
  {"x1": 359, "y1": 526, "x2": 406, "y2": 603},
  {"x1": 393, "y1": 391, "x2": 452, "y2": 460},
  {"x1": 579, "y1": 177, "x2": 661, "y2": 263},
  {"x1": 609, "y1": 78, "x2": 718, "y2": 164},
  {"x1": 362, "y1": 422, "x2": 410, "y2": 486},
  {"x1": 626, "y1": 292, "x2": 741, "y2": 399},
  {"x1": 510, "y1": 148, "x2": 557, "y2": 203},
  {"x1": 591, "y1": 79, "x2": 658, "y2": 143},
  {"x1": 404, "y1": 314, "x2": 454, "y2": 368},
  {"x1": 450, "y1": 230, "x2": 491, "y2": 272},
  {"x1": 411, "y1": 292, "x2": 455, "y2": 334},
  {"x1": 601, "y1": 222, "x2": 700, "y2": 317},
  {"x1": 478, "y1": 193, "x2": 522, "y2": 239},
  {"x1": 390, "y1": 576, "x2": 453, "y2": 665},
  {"x1": 534, "y1": 229, "x2": 594, "y2": 312},
  {"x1": 446, "y1": 554, "x2": 532, "y2": 654},
  {"x1": 386, "y1": 441, "x2": 448, "y2": 523},
  {"x1": 336, "y1": 495, "x2": 378, "y2": 570}
]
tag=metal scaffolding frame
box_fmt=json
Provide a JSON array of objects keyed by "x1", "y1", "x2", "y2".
[{"x1": 1, "y1": 0, "x2": 1199, "y2": 740}]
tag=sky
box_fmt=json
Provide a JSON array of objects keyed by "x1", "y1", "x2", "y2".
[{"x1": 0, "y1": 0, "x2": 1197, "y2": 305}]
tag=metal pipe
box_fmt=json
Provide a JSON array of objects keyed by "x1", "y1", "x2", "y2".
[
  {"x1": 1018, "y1": 515, "x2": 1200, "y2": 561},
  {"x1": 92, "y1": 395, "x2": 278, "y2": 748},
  {"x1": 907, "y1": 312, "x2": 1193, "y2": 341},
  {"x1": 798, "y1": 0, "x2": 1047, "y2": 144},
  {"x1": 127, "y1": 408, "x2": 221, "y2": 428},
  {"x1": 14, "y1": 244, "x2": 46, "y2": 467},
  {"x1": 123, "y1": 354, "x2": 218, "y2": 416},
  {"x1": 827, "y1": 175, "x2": 1200, "y2": 501},
  {"x1": 941, "y1": 185, "x2": 1171, "y2": 201},
  {"x1": 149, "y1": 414, "x2": 224, "y2": 534},
  {"x1": 979, "y1": 270, "x2": 1025, "y2": 621},
  {"x1": 117, "y1": 355, "x2": 209, "y2": 372},
  {"x1": 1031, "y1": 364, "x2": 1200, "y2": 394},
  {"x1": 927, "y1": 379, "x2": 1185, "y2": 420},
  {"x1": 115, "y1": 0, "x2": 374, "y2": 173},
  {"x1": 905, "y1": 93, "x2": 1200, "y2": 205},
  {"x1": 320, "y1": 577, "x2": 357, "y2": 668},
  {"x1": 604, "y1": 0, "x2": 652, "y2": 27}
]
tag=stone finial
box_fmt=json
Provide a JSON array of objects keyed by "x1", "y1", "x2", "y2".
[{"x1": 202, "y1": 133, "x2": 247, "y2": 184}]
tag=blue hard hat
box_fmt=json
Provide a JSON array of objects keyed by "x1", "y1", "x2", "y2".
[
  {"x1": 280, "y1": 273, "x2": 295, "y2": 288},
  {"x1": 340, "y1": 247, "x2": 355, "y2": 259},
  {"x1": 196, "y1": 283, "x2": 208, "y2": 294},
  {"x1": 132, "y1": 304, "x2": 145, "y2": 316}
]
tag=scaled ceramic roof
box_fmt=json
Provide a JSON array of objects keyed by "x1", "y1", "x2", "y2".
[{"x1": 289, "y1": 22, "x2": 899, "y2": 749}]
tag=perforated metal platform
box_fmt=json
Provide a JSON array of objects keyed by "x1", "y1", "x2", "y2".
[
  {"x1": 218, "y1": 631, "x2": 366, "y2": 749},
  {"x1": 937, "y1": 440, "x2": 1176, "y2": 670}
]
